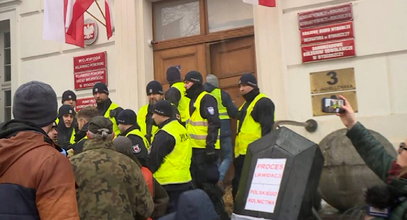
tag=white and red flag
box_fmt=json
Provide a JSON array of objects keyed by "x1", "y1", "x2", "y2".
[
  {"x1": 243, "y1": 0, "x2": 276, "y2": 7},
  {"x1": 43, "y1": 0, "x2": 114, "y2": 48},
  {"x1": 105, "y1": 0, "x2": 114, "y2": 39}
]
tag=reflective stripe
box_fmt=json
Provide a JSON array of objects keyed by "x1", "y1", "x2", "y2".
[
  {"x1": 189, "y1": 134, "x2": 207, "y2": 140},
  {"x1": 219, "y1": 112, "x2": 228, "y2": 116},
  {"x1": 189, "y1": 121, "x2": 208, "y2": 126}
]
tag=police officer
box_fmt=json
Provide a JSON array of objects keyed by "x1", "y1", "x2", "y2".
[
  {"x1": 117, "y1": 109, "x2": 149, "y2": 166},
  {"x1": 233, "y1": 73, "x2": 275, "y2": 198},
  {"x1": 204, "y1": 74, "x2": 238, "y2": 189},
  {"x1": 184, "y1": 71, "x2": 228, "y2": 219},
  {"x1": 93, "y1": 82, "x2": 123, "y2": 136},
  {"x1": 149, "y1": 100, "x2": 193, "y2": 212},
  {"x1": 137, "y1": 80, "x2": 164, "y2": 144},
  {"x1": 165, "y1": 66, "x2": 190, "y2": 124},
  {"x1": 56, "y1": 104, "x2": 77, "y2": 150},
  {"x1": 184, "y1": 71, "x2": 220, "y2": 185}
]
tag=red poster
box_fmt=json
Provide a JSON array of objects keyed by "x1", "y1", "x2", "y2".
[
  {"x1": 298, "y1": 4, "x2": 353, "y2": 29},
  {"x1": 301, "y1": 39, "x2": 355, "y2": 63},
  {"x1": 300, "y1": 21, "x2": 353, "y2": 44},
  {"x1": 75, "y1": 97, "x2": 96, "y2": 112},
  {"x1": 73, "y1": 52, "x2": 107, "y2": 90}
]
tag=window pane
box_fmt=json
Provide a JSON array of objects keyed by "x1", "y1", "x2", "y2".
[
  {"x1": 5, "y1": 90, "x2": 10, "y2": 106},
  {"x1": 4, "y1": 65, "x2": 10, "y2": 81},
  {"x1": 4, "y1": 90, "x2": 11, "y2": 121},
  {"x1": 207, "y1": 0, "x2": 253, "y2": 32},
  {"x1": 4, "y1": 32, "x2": 9, "y2": 48},
  {"x1": 153, "y1": 0, "x2": 200, "y2": 41},
  {"x1": 5, "y1": 107, "x2": 11, "y2": 121},
  {"x1": 4, "y1": 48, "x2": 10, "y2": 65}
]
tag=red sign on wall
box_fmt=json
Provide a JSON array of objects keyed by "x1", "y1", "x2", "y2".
[
  {"x1": 298, "y1": 4, "x2": 353, "y2": 29},
  {"x1": 75, "y1": 97, "x2": 96, "y2": 112},
  {"x1": 301, "y1": 39, "x2": 355, "y2": 63},
  {"x1": 74, "y1": 52, "x2": 107, "y2": 90},
  {"x1": 300, "y1": 21, "x2": 353, "y2": 44}
]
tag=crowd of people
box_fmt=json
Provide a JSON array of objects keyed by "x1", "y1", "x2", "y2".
[
  {"x1": 2, "y1": 66, "x2": 404, "y2": 219},
  {"x1": 0, "y1": 67, "x2": 275, "y2": 220}
]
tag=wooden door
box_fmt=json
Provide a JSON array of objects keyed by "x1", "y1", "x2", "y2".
[
  {"x1": 154, "y1": 44, "x2": 207, "y2": 90},
  {"x1": 209, "y1": 36, "x2": 256, "y2": 108}
]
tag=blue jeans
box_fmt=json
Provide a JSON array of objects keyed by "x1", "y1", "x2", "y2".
[{"x1": 218, "y1": 136, "x2": 233, "y2": 181}]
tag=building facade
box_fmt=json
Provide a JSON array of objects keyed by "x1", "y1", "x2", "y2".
[{"x1": 1, "y1": 0, "x2": 406, "y2": 147}]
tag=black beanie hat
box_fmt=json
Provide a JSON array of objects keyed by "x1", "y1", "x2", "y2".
[
  {"x1": 146, "y1": 80, "x2": 164, "y2": 95},
  {"x1": 153, "y1": 100, "x2": 173, "y2": 117},
  {"x1": 13, "y1": 81, "x2": 58, "y2": 127},
  {"x1": 61, "y1": 90, "x2": 77, "y2": 103},
  {"x1": 117, "y1": 109, "x2": 137, "y2": 125},
  {"x1": 166, "y1": 66, "x2": 181, "y2": 84},
  {"x1": 184, "y1": 71, "x2": 203, "y2": 85},
  {"x1": 58, "y1": 104, "x2": 76, "y2": 117},
  {"x1": 93, "y1": 82, "x2": 109, "y2": 95},
  {"x1": 239, "y1": 73, "x2": 258, "y2": 88}
]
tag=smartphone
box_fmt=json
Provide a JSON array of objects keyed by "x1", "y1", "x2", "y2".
[{"x1": 321, "y1": 98, "x2": 345, "y2": 113}]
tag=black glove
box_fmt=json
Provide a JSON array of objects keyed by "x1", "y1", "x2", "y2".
[{"x1": 205, "y1": 147, "x2": 218, "y2": 163}]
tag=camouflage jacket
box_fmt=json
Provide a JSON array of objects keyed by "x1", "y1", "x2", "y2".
[{"x1": 70, "y1": 139, "x2": 154, "y2": 220}]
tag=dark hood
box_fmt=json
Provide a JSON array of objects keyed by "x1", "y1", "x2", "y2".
[{"x1": 0, "y1": 120, "x2": 53, "y2": 176}]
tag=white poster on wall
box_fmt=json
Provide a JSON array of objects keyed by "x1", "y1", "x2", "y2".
[{"x1": 244, "y1": 158, "x2": 286, "y2": 213}]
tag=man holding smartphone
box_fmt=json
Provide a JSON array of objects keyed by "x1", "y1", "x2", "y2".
[{"x1": 233, "y1": 73, "x2": 275, "y2": 199}]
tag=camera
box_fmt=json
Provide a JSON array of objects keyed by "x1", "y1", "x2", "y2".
[{"x1": 321, "y1": 97, "x2": 344, "y2": 113}]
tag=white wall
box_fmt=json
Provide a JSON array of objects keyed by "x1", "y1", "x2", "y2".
[
  {"x1": 254, "y1": 0, "x2": 407, "y2": 145},
  {"x1": 16, "y1": 0, "x2": 154, "y2": 111}
]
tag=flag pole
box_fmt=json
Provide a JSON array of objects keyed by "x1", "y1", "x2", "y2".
[
  {"x1": 85, "y1": 10, "x2": 106, "y2": 27},
  {"x1": 94, "y1": 0, "x2": 106, "y2": 20}
]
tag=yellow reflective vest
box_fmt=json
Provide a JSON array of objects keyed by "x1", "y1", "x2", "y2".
[
  {"x1": 235, "y1": 93, "x2": 267, "y2": 157},
  {"x1": 126, "y1": 128, "x2": 150, "y2": 150},
  {"x1": 104, "y1": 102, "x2": 121, "y2": 136},
  {"x1": 186, "y1": 92, "x2": 220, "y2": 149},
  {"x1": 208, "y1": 88, "x2": 229, "y2": 120},
  {"x1": 137, "y1": 104, "x2": 158, "y2": 144},
  {"x1": 153, "y1": 120, "x2": 192, "y2": 185},
  {"x1": 171, "y1": 82, "x2": 190, "y2": 123},
  {"x1": 69, "y1": 128, "x2": 76, "y2": 144}
]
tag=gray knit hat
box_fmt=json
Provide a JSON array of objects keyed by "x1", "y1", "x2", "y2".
[
  {"x1": 13, "y1": 81, "x2": 58, "y2": 127},
  {"x1": 206, "y1": 74, "x2": 219, "y2": 87}
]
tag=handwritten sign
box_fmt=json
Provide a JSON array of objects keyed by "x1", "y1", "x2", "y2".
[{"x1": 245, "y1": 158, "x2": 286, "y2": 213}]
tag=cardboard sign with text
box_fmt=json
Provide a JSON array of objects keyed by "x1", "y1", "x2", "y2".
[{"x1": 234, "y1": 127, "x2": 324, "y2": 220}]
